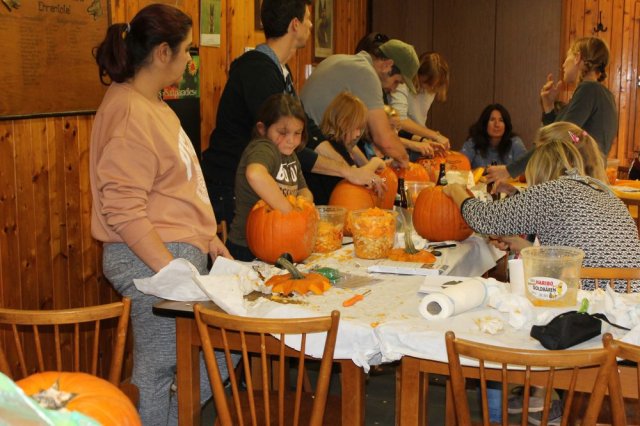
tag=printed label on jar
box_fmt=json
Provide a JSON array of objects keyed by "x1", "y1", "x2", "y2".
[{"x1": 527, "y1": 277, "x2": 567, "y2": 300}]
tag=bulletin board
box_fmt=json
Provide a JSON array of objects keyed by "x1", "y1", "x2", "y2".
[{"x1": 0, "y1": 0, "x2": 110, "y2": 119}]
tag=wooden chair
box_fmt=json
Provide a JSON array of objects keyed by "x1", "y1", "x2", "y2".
[
  {"x1": 445, "y1": 330, "x2": 618, "y2": 426},
  {"x1": 604, "y1": 334, "x2": 640, "y2": 426},
  {"x1": 194, "y1": 304, "x2": 340, "y2": 426},
  {"x1": 580, "y1": 267, "x2": 640, "y2": 293},
  {"x1": 0, "y1": 298, "x2": 131, "y2": 392}
]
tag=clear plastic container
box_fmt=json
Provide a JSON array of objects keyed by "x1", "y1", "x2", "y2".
[
  {"x1": 314, "y1": 206, "x2": 346, "y2": 253},
  {"x1": 520, "y1": 246, "x2": 584, "y2": 307},
  {"x1": 350, "y1": 208, "x2": 397, "y2": 259}
]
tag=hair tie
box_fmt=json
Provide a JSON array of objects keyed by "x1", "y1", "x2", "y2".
[
  {"x1": 567, "y1": 130, "x2": 581, "y2": 144},
  {"x1": 122, "y1": 22, "x2": 131, "y2": 39}
]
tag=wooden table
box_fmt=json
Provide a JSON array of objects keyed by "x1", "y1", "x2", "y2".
[
  {"x1": 396, "y1": 355, "x2": 638, "y2": 426},
  {"x1": 153, "y1": 300, "x2": 366, "y2": 426}
]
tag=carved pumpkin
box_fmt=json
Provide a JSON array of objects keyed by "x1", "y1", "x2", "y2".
[
  {"x1": 265, "y1": 256, "x2": 331, "y2": 295},
  {"x1": 17, "y1": 372, "x2": 141, "y2": 426},
  {"x1": 412, "y1": 186, "x2": 473, "y2": 242},
  {"x1": 246, "y1": 195, "x2": 319, "y2": 264},
  {"x1": 418, "y1": 151, "x2": 471, "y2": 182}
]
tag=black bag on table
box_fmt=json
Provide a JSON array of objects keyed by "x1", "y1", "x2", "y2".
[{"x1": 530, "y1": 311, "x2": 630, "y2": 350}]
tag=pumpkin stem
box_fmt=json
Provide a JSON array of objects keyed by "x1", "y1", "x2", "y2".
[
  {"x1": 30, "y1": 379, "x2": 77, "y2": 410},
  {"x1": 276, "y1": 256, "x2": 304, "y2": 279}
]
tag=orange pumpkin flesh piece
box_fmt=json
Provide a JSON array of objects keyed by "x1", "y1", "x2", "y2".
[
  {"x1": 388, "y1": 248, "x2": 436, "y2": 263},
  {"x1": 265, "y1": 272, "x2": 331, "y2": 296},
  {"x1": 17, "y1": 371, "x2": 141, "y2": 426}
]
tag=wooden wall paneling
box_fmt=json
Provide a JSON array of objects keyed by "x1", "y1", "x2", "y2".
[
  {"x1": 0, "y1": 121, "x2": 21, "y2": 310},
  {"x1": 494, "y1": 0, "x2": 562, "y2": 147},
  {"x1": 606, "y1": 0, "x2": 625, "y2": 161},
  {"x1": 0, "y1": 120, "x2": 21, "y2": 373},
  {"x1": 32, "y1": 118, "x2": 54, "y2": 312},
  {"x1": 61, "y1": 117, "x2": 84, "y2": 312},
  {"x1": 14, "y1": 120, "x2": 38, "y2": 311},
  {"x1": 49, "y1": 117, "x2": 71, "y2": 311},
  {"x1": 430, "y1": 0, "x2": 497, "y2": 149},
  {"x1": 372, "y1": 0, "x2": 434, "y2": 56}
]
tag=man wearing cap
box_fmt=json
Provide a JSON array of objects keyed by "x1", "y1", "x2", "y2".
[{"x1": 300, "y1": 39, "x2": 419, "y2": 165}]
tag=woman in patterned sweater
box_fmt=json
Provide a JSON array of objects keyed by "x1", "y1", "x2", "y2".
[{"x1": 444, "y1": 138, "x2": 640, "y2": 291}]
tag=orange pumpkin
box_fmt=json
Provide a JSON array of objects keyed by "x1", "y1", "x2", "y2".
[
  {"x1": 412, "y1": 186, "x2": 473, "y2": 242},
  {"x1": 418, "y1": 151, "x2": 471, "y2": 182},
  {"x1": 246, "y1": 195, "x2": 319, "y2": 264},
  {"x1": 388, "y1": 248, "x2": 436, "y2": 263},
  {"x1": 392, "y1": 162, "x2": 430, "y2": 182},
  {"x1": 376, "y1": 166, "x2": 399, "y2": 209},
  {"x1": 17, "y1": 372, "x2": 140, "y2": 426}
]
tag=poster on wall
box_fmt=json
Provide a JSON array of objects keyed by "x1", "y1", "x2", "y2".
[
  {"x1": 200, "y1": 0, "x2": 221, "y2": 47},
  {"x1": 0, "y1": 0, "x2": 110, "y2": 118},
  {"x1": 314, "y1": 0, "x2": 333, "y2": 60}
]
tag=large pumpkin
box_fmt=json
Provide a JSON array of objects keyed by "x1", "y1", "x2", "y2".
[
  {"x1": 418, "y1": 151, "x2": 471, "y2": 182},
  {"x1": 412, "y1": 186, "x2": 473, "y2": 242},
  {"x1": 17, "y1": 371, "x2": 140, "y2": 426},
  {"x1": 246, "y1": 195, "x2": 319, "y2": 264}
]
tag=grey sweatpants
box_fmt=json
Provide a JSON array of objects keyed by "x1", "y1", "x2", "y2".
[{"x1": 102, "y1": 242, "x2": 228, "y2": 426}]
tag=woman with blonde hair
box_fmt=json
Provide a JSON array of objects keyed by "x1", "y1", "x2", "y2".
[
  {"x1": 536, "y1": 121, "x2": 606, "y2": 182},
  {"x1": 443, "y1": 138, "x2": 640, "y2": 290},
  {"x1": 305, "y1": 91, "x2": 385, "y2": 204},
  {"x1": 389, "y1": 51, "x2": 451, "y2": 153},
  {"x1": 488, "y1": 36, "x2": 617, "y2": 181}
]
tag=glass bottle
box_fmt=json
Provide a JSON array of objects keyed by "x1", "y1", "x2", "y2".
[
  {"x1": 436, "y1": 163, "x2": 448, "y2": 186},
  {"x1": 486, "y1": 161, "x2": 499, "y2": 200},
  {"x1": 394, "y1": 177, "x2": 408, "y2": 209},
  {"x1": 629, "y1": 151, "x2": 640, "y2": 180}
]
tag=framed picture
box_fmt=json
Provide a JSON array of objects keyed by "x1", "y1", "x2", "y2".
[
  {"x1": 314, "y1": 0, "x2": 333, "y2": 60},
  {"x1": 254, "y1": 0, "x2": 263, "y2": 30}
]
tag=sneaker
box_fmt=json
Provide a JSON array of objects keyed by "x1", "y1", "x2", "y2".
[
  {"x1": 507, "y1": 394, "x2": 545, "y2": 414},
  {"x1": 527, "y1": 399, "x2": 562, "y2": 425}
]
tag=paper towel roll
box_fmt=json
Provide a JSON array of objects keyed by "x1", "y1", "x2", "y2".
[
  {"x1": 508, "y1": 258, "x2": 525, "y2": 296},
  {"x1": 418, "y1": 278, "x2": 488, "y2": 320}
]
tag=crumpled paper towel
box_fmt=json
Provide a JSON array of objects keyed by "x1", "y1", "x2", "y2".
[
  {"x1": 193, "y1": 257, "x2": 268, "y2": 316},
  {"x1": 133, "y1": 258, "x2": 209, "y2": 301},
  {"x1": 487, "y1": 291, "x2": 535, "y2": 330},
  {"x1": 579, "y1": 286, "x2": 640, "y2": 330}
]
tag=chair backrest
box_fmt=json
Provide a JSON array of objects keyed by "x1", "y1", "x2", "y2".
[
  {"x1": 0, "y1": 298, "x2": 130, "y2": 386},
  {"x1": 604, "y1": 334, "x2": 639, "y2": 426},
  {"x1": 445, "y1": 330, "x2": 617, "y2": 426},
  {"x1": 580, "y1": 267, "x2": 640, "y2": 293},
  {"x1": 194, "y1": 304, "x2": 340, "y2": 426}
]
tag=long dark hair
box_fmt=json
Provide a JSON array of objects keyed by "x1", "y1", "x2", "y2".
[
  {"x1": 253, "y1": 94, "x2": 308, "y2": 151},
  {"x1": 93, "y1": 4, "x2": 192, "y2": 85},
  {"x1": 467, "y1": 103, "x2": 516, "y2": 162}
]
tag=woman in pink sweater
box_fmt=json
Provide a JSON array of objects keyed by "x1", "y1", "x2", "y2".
[{"x1": 90, "y1": 4, "x2": 229, "y2": 424}]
